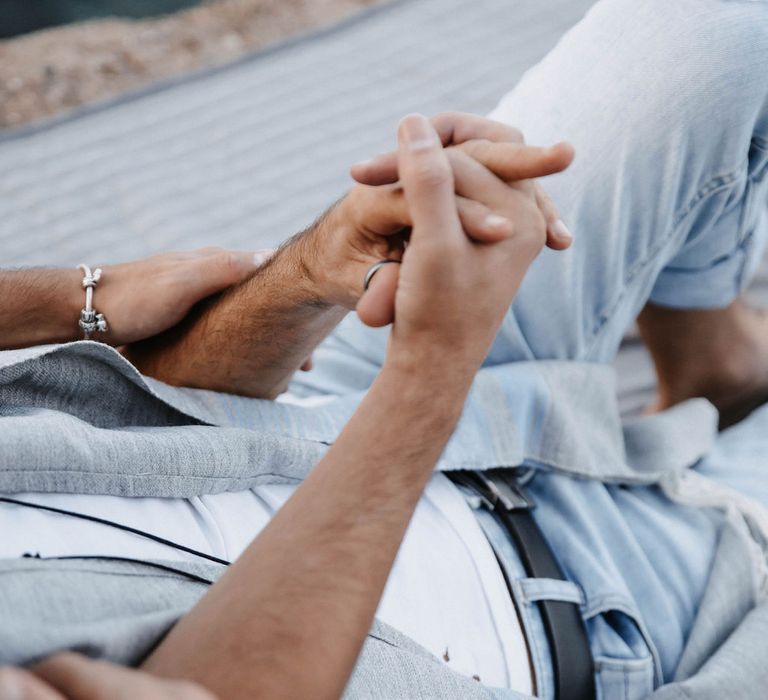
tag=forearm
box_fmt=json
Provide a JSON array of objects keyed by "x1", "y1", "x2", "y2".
[
  {"x1": 128, "y1": 220, "x2": 347, "y2": 398},
  {"x1": 0, "y1": 268, "x2": 82, "y2": 349},
  {"x1": 143, "y1": 352, "x2": 474, "y2": 699}
]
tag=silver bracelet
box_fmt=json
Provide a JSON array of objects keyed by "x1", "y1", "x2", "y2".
[{"x1": 77, "y1": 264, "x2": 108, "y2": 340}]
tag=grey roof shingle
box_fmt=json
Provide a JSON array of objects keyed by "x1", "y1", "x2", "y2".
[{"x1": 0, "y1": 0, "x2": 594, "y2": 266}]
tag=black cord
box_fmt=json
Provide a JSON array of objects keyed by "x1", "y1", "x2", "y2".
[{"x1": 0, "y1": 496, "x2": 231, "y2": 566}]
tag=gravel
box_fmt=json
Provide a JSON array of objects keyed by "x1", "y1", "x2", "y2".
[{"x1": 0, "y1": 0, "x2": 388, "y2": 129}]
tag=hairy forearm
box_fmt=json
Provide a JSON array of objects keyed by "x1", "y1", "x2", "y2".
[
  {"x1": 0, "y1": 269, "x2": 82, "y2": 349},
  {"x1": 127, "y1": 220, "x2": 347, "y2": 398},
  {"x1": 143, "y1": 353, "x2": 474, "y2": 699}
]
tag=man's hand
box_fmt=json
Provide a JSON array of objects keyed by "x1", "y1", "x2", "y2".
[
  {"x1": 377, "y1": 113, "x2": 552, "y2": 369},
  {"x1": 353, "y1": 111, "x2": 574, "y2": 250},
  {"x1": 0, "y1": 248, "x2": 271, "y2": 351},
  {"x1": 125, "y1": 112, "x2": 573, "y2": 398},
  {"x1": 0, "y1": 654, "x2": 215, "y2": 699},
  {"x1": 304, "y1": 112, "x2": 574, "y2": 311},
  {"x1": 96, "y1": 248, "x2": 273, "y2": 346}
]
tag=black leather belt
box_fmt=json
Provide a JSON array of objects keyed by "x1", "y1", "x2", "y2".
[{"x1": 448, "y1": 469, "x2": 596, "y2": 700}]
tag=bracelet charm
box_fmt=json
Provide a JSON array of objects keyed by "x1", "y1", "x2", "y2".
[{"x1": 77, "y1": 264, "x2": 108, "y2": 340}]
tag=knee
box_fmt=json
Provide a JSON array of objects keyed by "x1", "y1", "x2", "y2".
[
  {"x1": 632, "y1": 0, "x2": 768, "y2": 125},
  {"x1": 562, "y1": 0, "x2": 768, "y2": 172}
]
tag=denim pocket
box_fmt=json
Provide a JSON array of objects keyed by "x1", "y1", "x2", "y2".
[
  {"x1": 585, "y1": 603, "x2": 657, "y2": 700},
  {"x1": 516, "y1": 580, "x2": 657, "y2": 700}
]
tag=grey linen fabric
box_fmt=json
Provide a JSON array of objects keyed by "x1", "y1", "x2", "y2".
[
  {"x1": 0, "y1": 341, "x2": 765, "y2": 699},
  {"x1": 0, "y1": 556, "x2": 521, "y2": 698},
  {"x1": 0, "y1": 341, "x2": 720, "y2": 497}
]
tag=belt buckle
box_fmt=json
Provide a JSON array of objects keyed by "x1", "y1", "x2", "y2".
[{"x1": 449, "y1": 469, "x2": 535, "y2": 512}]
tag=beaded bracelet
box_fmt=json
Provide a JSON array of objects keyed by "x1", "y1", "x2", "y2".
[{"x1": 77, "y1": 264, "x2": 108, "y2": 340}]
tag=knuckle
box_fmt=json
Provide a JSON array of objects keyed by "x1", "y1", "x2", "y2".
[
  {"x1": 432, "y1": 110, "x2": 461, "y2": 130},
  {"x1": 537, "y1": 195, "x2": 557, "y2": 219},
  {"x1": 445, "y1": 147, "x2": 472, "y2": 166},
  {"x1": 519, "y1": 210, "x2": 548, "y2": 251},
  {"x1": 444, "y1": 149, "x2": 474, "y2": 176},
  {"x1": 198, "y1": 246, "x2": 225, "y2": 256},
  {"x1": 456, "y1": 139, "x2": 482, "y2": 156},
  {"x1": 506, "y1": 206, "x2": 546, "y2": 254},
  {"x1": 410, "y1": 158, "x2": 451, "y2": 188},
  {"x1": 457, "y1": 198, "x2": 484, "y2": 219},
  {"x1": 457, "y1": 138, "x2": 494, "y2": 163},
  {"x1": 214, "y1": 252, "x2": 242, "y2": 279}
]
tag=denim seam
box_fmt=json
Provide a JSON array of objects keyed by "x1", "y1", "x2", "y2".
[
  {"x1": 512, "y1": 579, "x2": 550, "y2": 700},
  {"x1": 582, "y1": 594, "x2": 637, "y2": 620},
  {"x1": 584, "y1": 165, "x2": 747, "y2": 357},
  {"x1": 733, "y1": 229, "x2": 757, "y2": 294},
  {"x1": 624, "y1": 663, "x2": 629, "y2": 700},
  {"x1": 517, "y1": 578, "x2": 585, "y2": 606},
  {"x1": 731, "y1": 149, "x2": 768, "y2": 291},
  {"x1": 593, "y1": 656, "x2": 655, "y2": 672}
]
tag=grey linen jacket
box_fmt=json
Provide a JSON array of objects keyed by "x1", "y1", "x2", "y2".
[{"x1": 1, "y1": 342, "x2": 767, "y2": 699}]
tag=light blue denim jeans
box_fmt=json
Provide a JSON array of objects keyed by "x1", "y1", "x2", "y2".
[
  {"x1": 302, "y1": 0, "x2": 768, "y2": 382},
  {"x1": 292, "y1": 1, "x2": 768, "y2": 697}
]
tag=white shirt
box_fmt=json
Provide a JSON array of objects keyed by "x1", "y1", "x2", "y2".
[{"x1": 0, "y1": 402, "x2": 533, "y2": 693}]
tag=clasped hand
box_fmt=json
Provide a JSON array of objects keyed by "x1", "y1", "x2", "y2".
[
  {"x1": 102, "y1": 112, "x2": 573, "y2": 395},
  {"x1": 348, "y1": 113, "x2": 573, "y2": 370}
]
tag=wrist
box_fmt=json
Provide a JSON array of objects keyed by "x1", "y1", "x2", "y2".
[
  {"x1": 375, "y1": 351, "x2": 476, "y2": 447},
  {"x1": 278, "y1": 229, "x2": 336, "y2": 309},
  {"x1": 0, "y1": 268, "x2": 83, "y2": 349},
  {"x1": 50, "y1": 268, "x2": 84, "y2": 343},
  {"x1": 298, "y1": 196, "x2": 375, "y2": 309},
  {"x1": 289, "y1": 207, "x2": 350, "y2": 308},
  {"x1": 384, "y1": 341, "x2": 477, "y2": 396}
]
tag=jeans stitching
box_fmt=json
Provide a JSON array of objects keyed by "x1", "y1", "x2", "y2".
[
  {"x1": 623, "y1": 664, "x2": 629, "y2": 700},
  {"x1": 512, "y1": 578, "x2": 553, "y2": 700},
  {"x1": 583, "y1": 166, "x2": 747, "y2": 358},
  {"x1": 513, "y1": 580, "x2": 549, "y2": 699}
]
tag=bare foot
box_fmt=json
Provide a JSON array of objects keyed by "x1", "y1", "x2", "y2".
[{"x1": 637, "y1": 300, "x2": 768, "y2": 429}]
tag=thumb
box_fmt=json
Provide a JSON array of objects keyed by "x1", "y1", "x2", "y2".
[
  {"x1": 356, "y1": 262, "x2": 400, "y2": 327},
  {"x1": 397, "y1": 114, "x2": 462, "y2": 243}
]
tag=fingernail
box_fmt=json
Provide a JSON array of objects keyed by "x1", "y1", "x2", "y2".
[
  {"x1": 553, "y1": 219, "x2": 573, "y2": 240},
  {"x1": 400, "y1": 114, "x2": 437, "y2": 150},
  {"x1": 484, "y1": 214, "x2": 513, "y2": 233},
  {"x1": 253, "y1": 250, "x2": 275, "y2": 267}
]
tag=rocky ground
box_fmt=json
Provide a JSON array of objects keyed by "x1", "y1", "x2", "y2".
[{"x1": 0, "y1": 0, "x2": 387, "y2": 128}]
